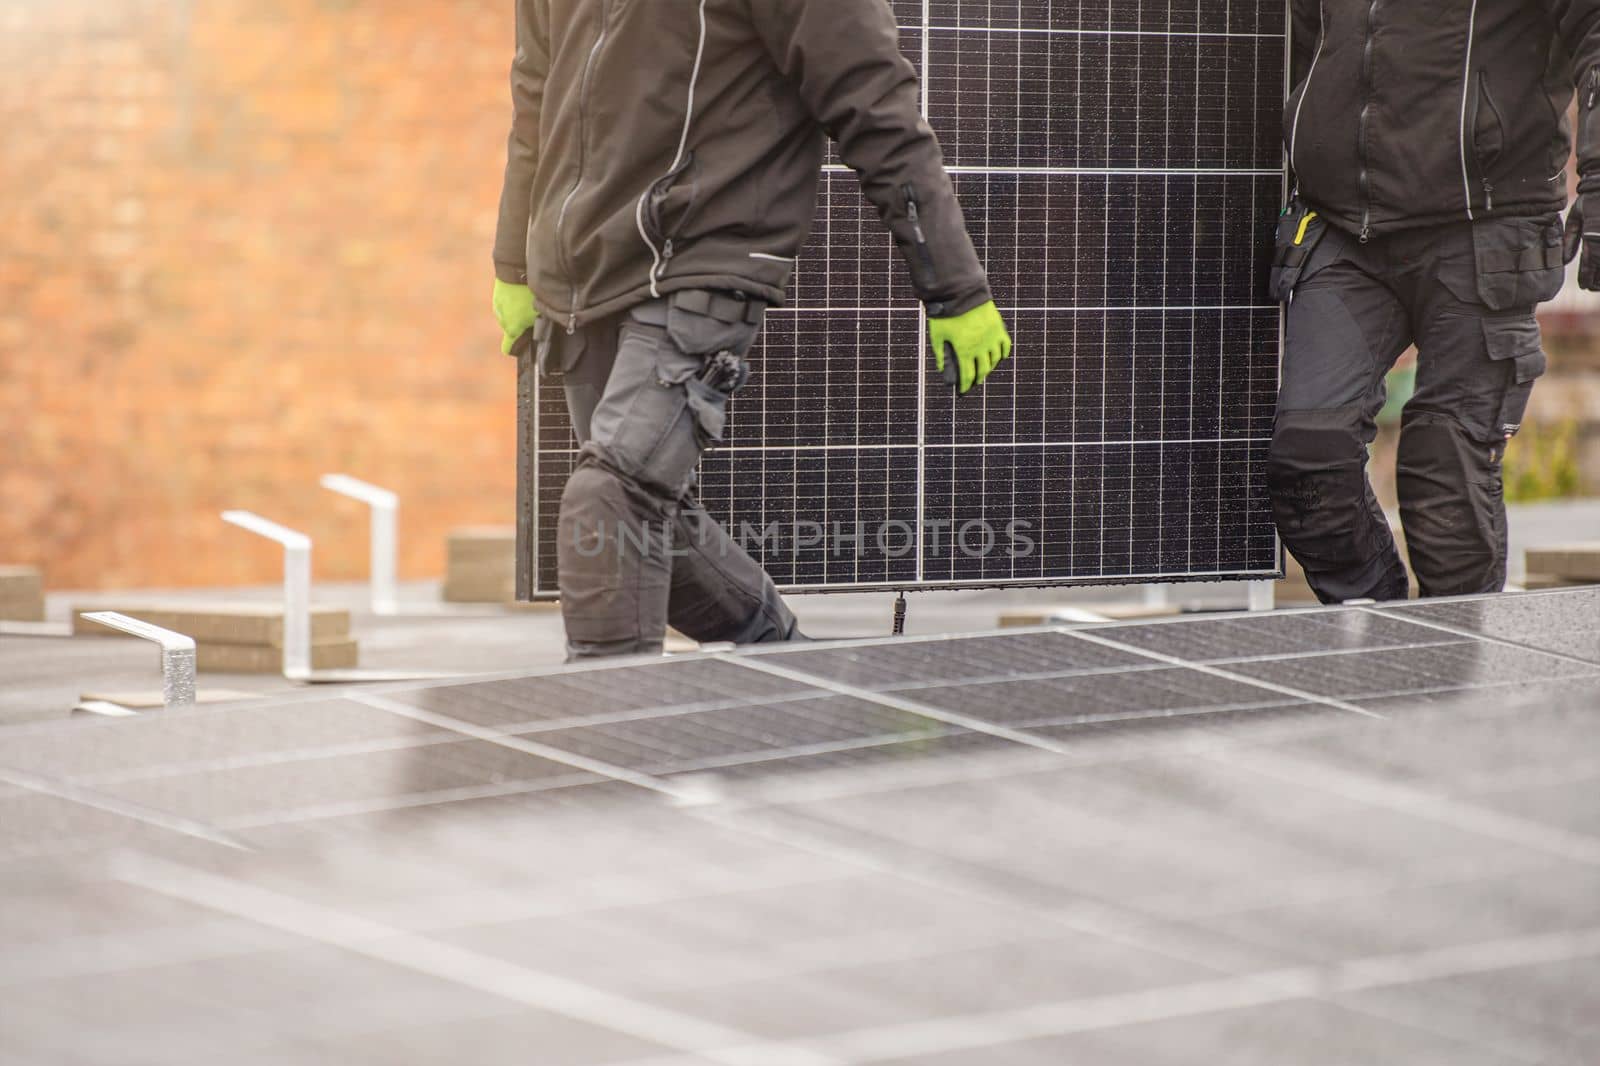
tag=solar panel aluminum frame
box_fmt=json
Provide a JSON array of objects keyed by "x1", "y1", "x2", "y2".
[{"x1": 517, "y1": 0, "x2": 1289, "y2": 602}]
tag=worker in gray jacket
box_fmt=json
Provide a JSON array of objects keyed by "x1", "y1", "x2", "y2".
[
  {"x1": 492, "y1": 0, "x2": 1013, "y2": 658},
  {"x1": 1270, "y1": 0, "x2": 1600, "y2": 603}
]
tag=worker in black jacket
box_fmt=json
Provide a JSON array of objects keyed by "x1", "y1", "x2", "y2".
[
  {"x1": 492, "y1": 0, "x2": 1012, "y2": 658},
  {"x1": 1270, "y1": 0, "x2": 1600, "y2": 602}
]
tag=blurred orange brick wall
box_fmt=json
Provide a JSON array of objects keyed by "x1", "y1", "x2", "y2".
[{"x1": 0, "y1": 0, "x2": 518, "y2": 590}]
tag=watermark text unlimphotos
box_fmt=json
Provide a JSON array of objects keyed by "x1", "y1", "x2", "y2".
[{"x1": 569, "y1": 519, "x2": 1038, "y2": 559}]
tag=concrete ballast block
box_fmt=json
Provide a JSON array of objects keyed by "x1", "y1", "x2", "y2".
[
  {"x1": 444, "y1": 526, "x2": 516, "y2": 603},
  {"x1": 0, "y1": 565, "x2": 46, "y2": 621},
  {"x1": 196, "y1": 639, "x2": 359, "y2": 674},
  {"x1": 1524, "y1": 543, "x2": 1600, "y2": 582}
]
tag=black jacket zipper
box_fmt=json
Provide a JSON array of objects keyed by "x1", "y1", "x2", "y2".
[
  {"x1": 903, "y1": 185, "x2": 938, "y2": 285},
  {"x1": 1472, "y1": 71, "x2": 1503, "y2": 213},
  {"x1": 1356, "y1": 0, "x2": 1381, "y2": 242},
  {"x1": 644, "y1": 152, "x2": 696, "y2": 282}
]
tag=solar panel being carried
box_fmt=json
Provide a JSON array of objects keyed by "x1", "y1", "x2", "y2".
[{"x1": 519, "y1": 0, "x2": 1285, "y2": 598}]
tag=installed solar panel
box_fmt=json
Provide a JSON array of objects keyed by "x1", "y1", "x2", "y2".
[{"x1": 519, "y1": 0, "x2": 1285, "y2": 598}]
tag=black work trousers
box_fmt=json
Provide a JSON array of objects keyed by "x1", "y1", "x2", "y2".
[
  {"x1": 1269, "y1": 216, "x2": 1558, "y2": 604},
  {"x1": 541, "y1": 293, "x2": 800, "y2": 660}
]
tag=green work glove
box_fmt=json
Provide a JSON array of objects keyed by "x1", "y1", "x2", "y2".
[
  {"x1": 492, "y1": 278, "x2": 539, "y2": 356},
  {"x1": 929, "y1": 301, "x2": 1012, "y2": 396}
]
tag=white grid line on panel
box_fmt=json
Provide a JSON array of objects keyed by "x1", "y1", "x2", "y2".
[
  {"x1": 531, "y1": 362, "x2": 542, "y2": 599},
  {"x1": 1187, "y1": 10, "x2": 1200, "y2": 568},
  {"x1": 822, "y1": 164, "x2": 1282, "y2": 175},
  {"x1": 1157, "y1": 0, "x2": 1170, "y2": 572},
  {"x1": 1097, "y1": 11, "x2": 1110, "y2": 577},
  {"x1": 544, "y1": 438, "x2": 1274, "y2": 454},
  {"x1": 1037, "y1": 0, "x2": 1053, "y2": 580},
  {"x1": 1009, "y1": 0, "x2": 1023, "y2": 580},
  {"x1": 773, "y1": 566, "x2": 1282, "y2": 592},
  {"x1": 1068, "y1": 13, "x2": 1082, "y2": 577},
  {"x1": 978, "y1": 0, "x2": 992, "y2": 578},
  {"x1": 925, "y1": 26, "x2": 1282, "y2": 40},
  {"x1": 1216, "y1": 0, "x2": 1233, "y2": 568},
  {"x1": 763, "y1": 306, "x2": 1281, "y2": 314},
  {"x1": 915, "y1": 0, "x2": 931, "y2": 583},
  {"x1": 1128, "y1": 0, "x2": 1145, "y2": 570}
]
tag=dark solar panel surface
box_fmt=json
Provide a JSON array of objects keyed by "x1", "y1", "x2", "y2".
[
  {"x1": 522, "y1": 1, "x2": 1285, "y2": 596},
  {"x1": 3, "y1": 591, "x2": 1599, "y2": 1063}
]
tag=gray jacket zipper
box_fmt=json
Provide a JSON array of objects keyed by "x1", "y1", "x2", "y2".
[
  {"x1": 555, "y1": 0, "x2": 611, "y2": 333},
  {"x1": 1356, "y1": 0, "x2": 1381, "y2": 242}
]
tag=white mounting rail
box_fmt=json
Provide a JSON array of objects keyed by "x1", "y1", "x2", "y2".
[
  {"x1": 321, "y1": 474, "x2": 399, "y2": 615},
  {"x1": 221, "y1": 510, "x2": 313, "y2": 680},
  {"x1": 80, "y1": 611, "x2": 197, "y2": 709}
]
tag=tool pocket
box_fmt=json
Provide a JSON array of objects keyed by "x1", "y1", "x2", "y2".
[
  {"x1": 665, "y1": 290, "x2": 763, "y2": 358},
  {"x1": 587, "y1": 319, "x2": 704, "y2": 495},
  {"x1": 1482, "y1": 314, "x2": 1547, "y2": 439},
  {"x1": 1472, "y1": 215, "x2": 1565, "y2": 311},
  {"x1": 666, "y1": 292, "x2": 761, "y2": 451},
  {"x1": 1269, "y1": 199, "x2": 1330, "y2": 302}
]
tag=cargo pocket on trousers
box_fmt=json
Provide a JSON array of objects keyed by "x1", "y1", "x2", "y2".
[
  {"x1": 1482, "y1": 315, "x2": 1547, "y2": 439},
  {"x1": 664, "y1": 294, "x2": 761, "y2": 451},
  {"x1": 590, "y1": 322, "x2": 704, "y2": 493},
  {"x1": 1473, "y1": 216, "x2": 1566, "y2": 311}
]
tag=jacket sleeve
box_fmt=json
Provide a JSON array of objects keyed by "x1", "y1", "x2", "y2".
[
  {"x1": 493, "y1": 0, "x2": 548, "y2": 285},
  {"x1": 1289, "y1": 0, "x2": 1321, "y2": 88},
  {"x1": 748, "y1": 0, "x2": 992, "y2": 315},
  {"x1": 1548, "y1": 0, "x2": 1600, "y2": 195}
]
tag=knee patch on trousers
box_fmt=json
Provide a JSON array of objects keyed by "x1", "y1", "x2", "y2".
[
  {"x1": 1268, "y1": 406, "x2": 1407, "y2": 602},
  {"x1": 1268, "y1": 407, "x2": 1383, "y2": 564},
  {"x1": 557, "y1": 459, "x2": 672, "y2": 649},
  {"x1": 1396, "y1": 411, "x2": 1506, "y2": 597}
]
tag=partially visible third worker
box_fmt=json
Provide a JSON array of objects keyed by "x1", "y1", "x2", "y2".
[
  {"x1": 492, "y1": 0, "x2": 1012, "y2": 658},
  {"x1": 1270, "y1": 0, "x2": 1600, "y2": 602}
]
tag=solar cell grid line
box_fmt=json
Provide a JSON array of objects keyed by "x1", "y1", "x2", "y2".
[
  {"x1": 1058, "y1": 627, "x2": 1386, "y2": 719},
  {"x1": 348, "y1": 693, "x2": 706, "y2": 804},
  {"x1": 914, "y1": 0, "x2": 932, "y2": 583},
  {"x1": 1097, "y1": 15, "x2": 1111, "y2": 580},
  {"x1": 521, "y1": 0, "x2": 1283, "y2": 597},
  {"x1": 724, "y1": 650, "x2": 1085, "y2": 758},
  {"x1": 1359, "y1": 602, "x2": 1600, "y2": 672}
]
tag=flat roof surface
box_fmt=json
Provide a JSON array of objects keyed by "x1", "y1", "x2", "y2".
[{"x1": 2, "y1": 590, "x2": 1598, "y2": 1063}]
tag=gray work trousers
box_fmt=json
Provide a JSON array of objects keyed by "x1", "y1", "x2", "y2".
[
  {"x1": 1269, "y1": 215, "x2": 1560, "y2": 604},
  {"x1": 540, "y1": 292, "x2": 799, "y2": 660}
]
